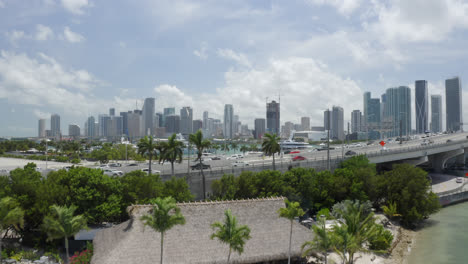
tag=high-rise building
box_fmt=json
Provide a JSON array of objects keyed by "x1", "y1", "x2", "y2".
[
  {"x1": 351, "y1": 110, "x2": 362, "y2": 133},
  {"x1": 254, "y1": 118, "x2": 266, "y2": 139},
  {"x1": 282, "y1": 121, "x2": 294, "y2": 138},
  {"x1": 87, "y1": 116, "x2": 96, "y2": 138},
  {"x1": 363, "y1": 92, "x2": 381, "y2": 139},
  {"x1": 166, "y1": 115, "x2": 180, "y2": 134},
  {"x1": 142, "y1": 97, "x2": 155, "y2": 136},
  {"x1": 224, "y1": 104, "x2": 234, "y2": 139},
  {"x1": 301, "y1": 117, "x2": 310, "y2": 131},
  {"x1": 324, "y1": 110, "x2": 331, "y2": 131},
  {"x1": 38, "y1": 119, "x2": 46, "y2": 138},
  {"x1": 127, "y1": 110, "x2": 142, "y2": 139},
  {"x1": 68, "y1": 124, "x2": 80, "y2": 138},
  {"x1": 192, "y1": 119, "x2": 203, "y2": 133},
  {"x1": 203, "y1": 111, "x2": 209, "y2": 130},
  {"x1": 109, "y1": 108, "x2": 115, "y2": 116},
  {"x1": 180, "y1": 107, "x2": 193, "y2": 136},
  {"x1": 431, "y1": 95, "x2": 443, "y2": 133},
  {"x1": 120, "y1": 112, "x2": 129, "y2": 136},
  {"x1": 109, "y1": 116, "x2": 123, "y2": 138},
  {"x1": 156, "y1": 113, "x2": 164, "y2": 128},
  {"x1": 445, "y1": 77, "x2": 463, "y2": 132},
  {"x1": 331, "y1": 106, "x2": 344, "y2": 140},
  {"x1": 50, "y1": 114, "x2": 61, "y2": 138},
  {"x1": 383, "y1": 86, "x2": 412, "y2": 137},
  {"x1": 415, "y1": 80, "x2": 428, "y2": 134},
  {"x1": 98, "y1": 114, "x2": 110, "y2": 137},
  {"x1": 266, "y1": 100, "x2": 280, "y2": 135},
  {"x1": 233, "y1": 115, "x2": 239, "y2": 135},
  {"x1": 163, "y1": 107, "x2": 175, "y2": 127}
]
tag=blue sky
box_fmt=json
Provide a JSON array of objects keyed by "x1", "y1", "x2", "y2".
[{"x1": 1, "y1": 0, "x2": 467, "y2": 136}]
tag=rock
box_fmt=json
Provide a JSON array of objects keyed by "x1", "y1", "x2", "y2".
[{"x1": 33, "y1": 260, "x2": 45, "y2": 264}]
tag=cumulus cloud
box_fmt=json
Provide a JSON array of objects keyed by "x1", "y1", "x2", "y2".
[
  {"x1": 193, "y1": 42, "x2": 208, "y2": 60},
  {"x1": 154, "y1": 84, "x2": 194, "y2": 109},
  {"x1": 5, "y1": 30, "x2": 28, "y2": 45},
  {"x1": 307, "y1": 0, "x2": 363, "y2": 15},
  {"x1": 35, "y1": 24, "x2": 54, "y2": 41},
  {"x1": 0, "y1": 0, "x2": 4, "y2": 8},
  {"x1": 61, "y1": 0, "x2": 92, "y2": 15},
  {"x1": 217, "y1": 48, "x2": 251, "y2": 68},
  {"x1": 33, "y1": 109, "x2": 51, "y2": 119},
  {"x1": 63, "y1": 26, "x2": 85, "y2": 43}
]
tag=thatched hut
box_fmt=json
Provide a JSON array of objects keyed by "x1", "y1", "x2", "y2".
[{"x1": 92, "y1": 197, "x2": 313, "y2": 263}]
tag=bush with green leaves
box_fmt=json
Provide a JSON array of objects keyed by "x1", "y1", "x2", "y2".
[{"x1": 369, "y1": 224, "x2": 394, "y2": 251}]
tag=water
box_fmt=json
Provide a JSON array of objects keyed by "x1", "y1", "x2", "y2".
[{"x1": 407, "y1": 202, "x2": 468, "y2": 264}]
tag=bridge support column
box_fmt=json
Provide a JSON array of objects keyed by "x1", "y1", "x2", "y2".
[
  {"x1": 429, "y1": 149, "x2": 464, "y2": 173},
  {"x1": 401, "y1": 156, "x2": 428, "y2": 166},
  {"x1": 455, "y1": 148, "x2": 468, "y2": 166}
]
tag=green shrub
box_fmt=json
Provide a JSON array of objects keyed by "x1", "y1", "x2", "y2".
[{"x1": 369, "y1": 224, "x2": 394, "y2": 251}]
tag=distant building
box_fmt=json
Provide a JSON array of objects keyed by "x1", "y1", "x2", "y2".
[
  {"x1": 363, "y1": 92, "x2": 381, "y2": 139},
  {"x1": 415, "y1": 80, "x2": 429, "y2": 134},
  {"x1": 98, "y1": 114, "x2": 111, "y2": 137},
  {"x1": 266, "y1": 100, "x2": 280, "y2": 135},
  {"x1": 331, "y1": 106, "x2": 344, "y2": 140},
  {"x1": 431, "y1": 95, "x2": 443, "y2": 133},
  {"x1": 383, "y1": 86, "x2": 411, "y2": 137},
  {"x1": 445, "y1": 77, "x2": 463, "y2": 132},
  {"x1": 127, "y1": 110, "x2": 142, "y2": 139},
  {"x1": 282, "y1": 121, "x2": 294, "y2": 138},
  {"x1": 163, "y1": 107, "x2": 175, "y2": 127},
  {"x1": 293, "y1": 131, "x2": 327, "y2": 142},
  {"x1": 351, "y1": 110, "x2": 362, "y2": 133},
  {"x1": 166, "y1": 115, "x2": 180, "y2": 134},
  {"x1": 180, "y1": 107, "x2": 193, "y2": 136},
  {"x1": 156, "y1": 113, "x2": 164, "y2": 128},
  {"x1": 51, "y1": 114, "x2": 61, "y2": 138},
  {"x1": 192, "y1": 119, "x2": 203, "y2": 133},
  {"x1": 68, "y1": 124, "x2": 80, "y2": 138},
  {"x1": 254, "y1": 118, "x2": 266, "y2": 139},
  {"x1": 224, "y1": 104, "x2": 234, "y2": 139},
  {"x1": 109, "y1": 108, "x2": 115, "y2": 116},
  {"x1": 142, "y1": 98, "x2": 155, "y2": 136},
  {"x1": 38, "y1": 119, "x2": 46, "y2": 138},
  {"x1": 301, "y1": 117, "x2": 310, "y2": 131},
  {"x1": 87, "y1": 116, "x2": 96, "y2": 139},
  {"x1": 311, "y1": 126, "x2": 325, "y2": 131},
  {"x1": 120, "y1": 112, "x2": 129, "y2": 137}
]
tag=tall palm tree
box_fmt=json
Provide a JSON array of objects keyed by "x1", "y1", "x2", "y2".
[
  {"x1": 42, "y1": 205, "x2": 88, "y2": 264},
  {"x1": 0, "y1": 197, "x2": 24, "y2": 263},
  {"x1": 140, "y1": 197, "x2": 185, "y2": 264},
  {"x1": 249, "y1": 143, "x2": 258, "y2": 152},
  {"x1": 138, "y1": 136, "x2": 160, "y2": 175},
  {"x1": 278, "y1": 199, "x2": 305, "y2": 264},
  {"x1": 239, "y1": 145, "x2": 249, "y2": 156},
  {"x1": 230, "y1": 142, "x2": 239, "y2": 153},
  {"x1": 188, "y1": 130, "x2": 211, "y2": 199},
  {"x1": 212, "y1": 144, "x2": 220, "y2": 154},
  {"x1": 160, "y1": 134, "x2": 184, "y2": 176},
  {"x1": 262, "y1": 133, "x2": 281, "y2": 170},
  {"x1": 302, "y1": 216, "x2": 332, "y2": 264},
  {"x1": 221, "y1": 142, "x2": 230, "y2": 153},
  {"x1": 211, "y1": 209, "x2": 251, "y2": 263}
]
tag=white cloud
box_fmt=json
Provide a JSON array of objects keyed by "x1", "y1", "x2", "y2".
[
  {"x1": 154, "y1": 84, "x2": 194, "y2": 109},
  {"x1": 63, "y1": 26, "x2": 85, "y2": 43},
  {"x1": 118, "y1": 41, "x2": 126, "y2": 48},
  {"x1": 217, "y1": 48, "x2": 251, "y2": 68},
  {"x1": 0, "y1": 0, "x2": 5, "y2": 8},
  {"x1": 5, "y1": 30, "x2": 28, "y2": 45},
  {"x1": 61, "y1": 0, "x2": 91, "y2": 15},
  {"x1": 35, "y1": 24, "x2": 54, "y2": 41},
  {"x1": 307, "y1": 0, "x2": 363, "y2": 15},
  {"x1": 193, "y1": 42, "x2": 208, "y2": 60},
  {"x1": 33, "y1": 109, "x2": 51, "y2": 119},
  {"x1": 0, "y1": 51, "x2": 106, "y2": 117},
  {"x1": 364, "y1": 0, "x2": 468, "y2": 43}
]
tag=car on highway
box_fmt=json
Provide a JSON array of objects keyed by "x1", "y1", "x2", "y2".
[
  {"x1": 141, "y1": 168, "x2": 161, "y2": 174},
  {"x1": 231, "y1": 161, "x2": 250, "y2": 167},
  {"x1": 127, "y1": 163, "x2": 138, "y2": 166},
  {"x1": 447, "y1": 139, "x2": 453, "y2": 143},
  {"x1": 211, "y1": 156, "x2": 221, "y2": 160},
  {"x1": 292, "y1": 156, "x2": 306, "y2": 161},
  {"x1": 456, "y1": 177, "x2": 463, "y2": 183},
  {"x1": 290, "y1": 150, "x2": 301, "y2": 154},
  {"x1": 103, "y1": 169, "x2": 124, "y2": 176},
  {"x1": 109, "y1": 163, "x2": 122, "y2": 167},
  {"x1": 345, "y1": 150, "x2": 357, "y2": 156},
  {"x1": 0, "y1": 169, "x2": 9, "y2": 174},
  {"x1": 227, "y1": 154, "x2": 244, "y2": 160},
  {"x1": 190, "y1": 163, "x2": 211, "y2": 170},
  {"x1": 380, "y1": 147, "x2": 388, "y2": 152}
]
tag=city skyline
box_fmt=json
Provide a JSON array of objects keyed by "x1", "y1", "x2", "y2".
[{"x1": 2, "y1": 1, "x2": 468, "y2": 136}]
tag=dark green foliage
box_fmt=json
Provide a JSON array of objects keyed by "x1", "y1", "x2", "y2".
[
  {"x1": 162, "y1": 177, "x2": 194, "y2": 202},
  {"x1": 120, "y1": 170, "x2": 164, "y2": 205},
  {"x1": 369, "y1": 224, "x2": 394, "y2": 251}
]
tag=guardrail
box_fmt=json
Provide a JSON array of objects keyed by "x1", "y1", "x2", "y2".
[{"x1": 365, "y1": 139, "x2": 468, "y2": 158}]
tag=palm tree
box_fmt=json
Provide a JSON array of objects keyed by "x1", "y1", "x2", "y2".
[
  {"x1": 230, "y1": 142, "x2": 239, "y2": 153},
  {"x1": 249, "y1": 143, "x2": 258, "y2": 151},
  {"x1": 0, "y1": 197, "x2": 24, "y2": 263},
  {"x1": 212, "y1": 144, "x2": 220, "y2": 154},
  {"x1": 211, "y1": 209, "x2": 251, "y2": 263},
  {"x1": 221, "y1": 142, "x2": 230, "y2": 154},
  {"x1": 302, "y1": 216, "x2": 332, "y2": 264},
  {"x1": 278, "y1": 199, "x2": 305, "y2": 264},
  {"x1": 42, "y1": 205, "x2": 88, "y2": 264},
  {"x1": 140, "y1": 197, "x2": 185, "y2": 264},
  {"x1": 138, "y1": 136, "x2": 160, "y2": 175},
  {"x1": 160, "y1": 134, "x2": 184, "y2": 176},
  {"x1": 239, "y1": 145, "x2": 249, "y2": 156},
  {"x1": 262, "y1": 133, "x2": 281, "y2": 170},
  {"x1": 188, "y1": 130, "x2": 211, "y2": 199}
]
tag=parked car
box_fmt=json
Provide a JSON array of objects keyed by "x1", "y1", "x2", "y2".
[
  {"x1": 456, "y1": 177, "x2": 463, "y2": 183},
  {"x1": 345, "y1": 150, "x2": 357, "y2": 156},
  {"x1": 211, "y1": 156, "x2": 221, "y2": 160},
  {"x1": 227, "y1": 154, "x2": 243, "y2": 160},
  {"x1": 103, "y1": 169, "x2": 124, "y2": 176},
  {"x1": 292, "y1": 156, "x2": 306, "y2": 161},
  {"x1": 190, "y1": 163, "x2": 211, "y2": 170},
  {"x1": 141, "y1": 168, "x2": 161, "y2": 174},
  {"x1": 109, "y1": 163, "x2": 122, "y2": 167},
  {"x1": 231, "y1": 161, "x2": 250, "y2": 167},
  {"x1": 127, "y1": 163, "x2": 138, "y2": 166}
]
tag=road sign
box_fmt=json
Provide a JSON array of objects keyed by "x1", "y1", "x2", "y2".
[
  {"x1": 465, "y1": 172, "x2": 468, "y2": 177},
  {"x1": 379, "y1": 141, "x2": 385, "y2": 147}
]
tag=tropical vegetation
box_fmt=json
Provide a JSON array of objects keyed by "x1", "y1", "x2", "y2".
[
  {"x1": 278, "y1": 199, "x2": 305, "y2": 264},
  {"x1": 261, "y1": 133, "x2": 281, "y2": 170},
  {"x1": 188, "y1": 130, "x2": 211, "y2": 200}
]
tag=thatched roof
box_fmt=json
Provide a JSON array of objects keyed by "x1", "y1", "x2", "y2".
[{"x1": 92, "y1": 197, "x2": 313, "y2": 264}]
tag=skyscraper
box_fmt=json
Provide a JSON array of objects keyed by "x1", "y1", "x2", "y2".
[
  {"x1": 156, "y1": 113, "x2": 164, "y2": 128},
  {"x1": 109, "y1": 108, "x2": 115, "y2": 116},
  {"x1": 254, "y1": 118, "x2": 266, "y2": 139},
  {"x1": 120, "y1": 112, "x2": 129, "y2": 136},
  {"x1": 127, "y1": 110, "x2": 142, "y2": 139},
  {"x1": 331, "y1": 106, "x2": 344, "y2": 140},
  {"x1": 87, "y1": 116, "x2": 96, "y2": 139},
  {"x1": 38, "y1": 119, "x2": 46, "y2": 138},
  {"x1": 180, "y1": 106, "x2": 193, "y2": 136},
  {"x1": 384, "y1": 86, "x2": 412, "y2": 137},
  {"x1": 224, "y1": 104, "x2": 234, "y2": 139},
  {"x1": 445, "y1": 77, "x2": 463, "y2": 132},
  {"x1": 50, "y1": 114, "x2": 61, "y2": 138},
  {"x1": 166, "y1": 115, "x2": 180, "y2": 134},
  {"x1": 68, "y1": 124, "x2": 80, "y2": 138},
  {"x1": 324, "y1": 109, "x2": 331, "y2": 131},
  {"x1": 266, "y1": 100, "x2": 280, "y2": 135},
  {"x1": 363, "y1": 92, "x2": 381, "y2": 139},
  {"x1": 98, "y1": 114, "x2": 110, "y2": 137},
  {"x1": 351, "y1": 110, "x2": 362, "y2": 133},
  {"x1": 431, "y1": 95, "x2": 443, "y2": 133},
  {"x1": 301, "y1": 117, "x2": 310, "y2": 131},
  {"x1": 415, "y1": 80, "x2": 428, "y2": 134},
  {"x1": 192, "y1": 120, "x2": 203, "y2": 133},
  {"x1": 142, "y1": 97, "x2": 155, "y2": 135},
  {"x1": 163, "y1": 107, "x2": 175, "y2": 127}
]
